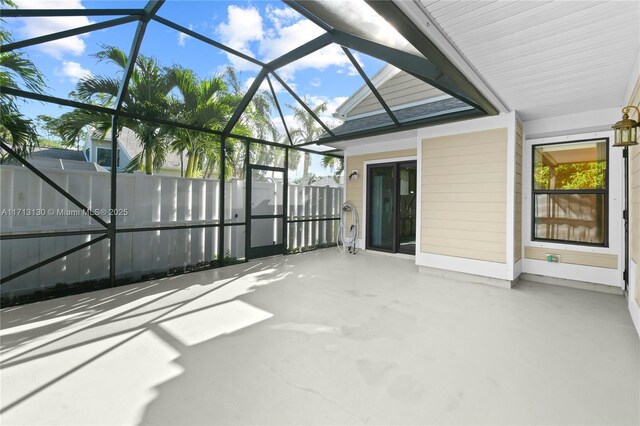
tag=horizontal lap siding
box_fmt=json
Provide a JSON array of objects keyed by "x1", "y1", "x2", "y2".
[
  {"x1": 421, "y1": 128, "x2": 508, "y2": 263},
  {"x1": 345, "y1": 149, "x2": 417, "y2": 229},
  {"x1": 515, "y1": 121, "x2": 523, "y2": 261},
  {"x1": 349, "y1": 71, "x2": 445, "y2": 117}
]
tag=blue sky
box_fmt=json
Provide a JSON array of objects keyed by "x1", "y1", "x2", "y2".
[{"x1": 6, "y1": 0, "x2": 388, "y2": 142}]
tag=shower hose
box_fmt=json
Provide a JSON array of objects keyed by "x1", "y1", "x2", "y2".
[{"x1": 337, "y1": 201, "x2": 359, "y2": 254}]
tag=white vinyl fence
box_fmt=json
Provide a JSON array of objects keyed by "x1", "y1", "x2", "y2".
[{"x1": 0, "y1": 165, "x2": 342, "y2": 296}]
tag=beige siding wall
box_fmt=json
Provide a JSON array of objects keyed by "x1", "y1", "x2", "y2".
[
  {"x1": 515, "y1": 121, "x2": 523, "y2": 262},
  {"x1": 524, "y1": 247, "x2": 618, "y2": 269},
  {"x1": 349, "y1": 71, "x2": 445, "y2": 117},
  {"x1": 345, "y1": 149, "x2": 417, "y2": 229},
  {"x1": 628, "y1": 77, "x2": 640, "y2": 303},
  {"x1": 421, "y1": 128, "x2": 508, "y2": 263}
]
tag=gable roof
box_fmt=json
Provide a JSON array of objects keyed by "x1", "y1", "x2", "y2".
[
  {"x1": 328, "y1": 97, "x2": 472, "y2": 136},
  {"x1": 334, "y1": 63, "x2": 451, "y2": 121},
  {"x1": 334, "y1": 64, "x2": 400, "y2": 118}
]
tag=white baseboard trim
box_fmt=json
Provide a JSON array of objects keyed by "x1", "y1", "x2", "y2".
[
  {"x1": 522, "y1": 259, "x2": 621, "y2": 287},
  {"x1": 514, "y1": 259, "x2": 522, "y2": 279},
  {"x1": 416, "y1": 252, "x2": 509, "y2": 280},
  {"x1": 628, "y1": 259, "x2": 640, "y2": 339},
  {"x1": 364, "y1": 250, "x2": 415, "y2": 261},
  {"x1": 418, "y1": 265, "x2": 514, "y2": 289},
  {"x1": 519, "y1": 273, "x2": 624, "y2": 295}
]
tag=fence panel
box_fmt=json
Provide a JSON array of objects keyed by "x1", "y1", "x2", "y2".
[{"x1": 0, "y1": 165, "x2": 342, "y2": 295}]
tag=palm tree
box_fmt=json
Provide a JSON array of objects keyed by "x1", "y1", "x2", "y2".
[
  {"x1": 321, "y1": 156, "x2": 344, "y2": 183},
  {"x1": 223, "y1": 67, "x2": 282, "y2": 179},
  {"x1": 0, "y1": 0, "x2": 46, "y2": 161},
  {"x1": 167, "y1": 67, "x2": 234, "y2": 178},
  {"x1": 288, "y1": 99, "x2": 327, "y2": 182},
  {"x1": 59, "y1": 46, "x2": 173, "y2": 174}
]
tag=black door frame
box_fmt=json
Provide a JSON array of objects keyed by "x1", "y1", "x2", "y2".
[
  {"x1": 396, "y1": 161, "x2": 417, "y2": 255},
  {"x1": 366, "y1": 161, "x2": 417, "y2": 254},
  {"x1": 246, "y1": 163, "x2": 288, "y2": 260}
]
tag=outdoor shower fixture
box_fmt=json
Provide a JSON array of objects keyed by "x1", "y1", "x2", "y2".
[{"x1": 612, "y1": 105, "x2": 639, "y2": 147}]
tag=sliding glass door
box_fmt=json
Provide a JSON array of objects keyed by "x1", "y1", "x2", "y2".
[
  {"x1": 397, "y1": 163, "x2": 417, "y2": 254},
  {"x1": 366, "y1": 161, "x2": 417, "y2": 254},
  {"x1": 368, "y1": 165, "x2": 396, "y2": 251}
]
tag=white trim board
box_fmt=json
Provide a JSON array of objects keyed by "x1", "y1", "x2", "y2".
[
  {"x1": 524, "y1": 108, "x2": 621, "y2": 140},
  {"x1": 506, "y1": 113, "x2": 516, "y2": 280},
  {"x1": 344, "y1": 137, "x2": 417, "y2": 157},
  {"x1": 327, "y1": 129, "x2": 418, "y2": 152},
  {"x1": 522, "y1": 259, "x2": 621, "y2": 287},
  {"x1": 416, "y1": 113, "x2": 513, "y2": 140},
  {"x1": 521, "y1": 130, "x2": 624, "y2": 289},
  {"x1": 628, "y1": 260, "x2": 640, "y2": 339},
  {"x1": 416, "y1": 252, "x2": 510, "y2": 281}
]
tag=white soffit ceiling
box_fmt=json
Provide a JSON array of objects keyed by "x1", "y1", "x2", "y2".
[{"x1": 418, "y1": 0, "x2": 640, "y2": 121}]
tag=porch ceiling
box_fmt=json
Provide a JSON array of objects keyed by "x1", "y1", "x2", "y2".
[{"x1": 417, "y1": 0, "x2": 640, "y2": 121}]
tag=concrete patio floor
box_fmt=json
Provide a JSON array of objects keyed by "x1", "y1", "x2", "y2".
[{"x1": 1, "y1": 249, "x2": 638, "y2": 425}]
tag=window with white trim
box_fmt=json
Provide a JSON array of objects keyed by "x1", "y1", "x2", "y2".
[
  {"x1": 96, "y1": 147, "x2": 120, "y2": 168},
  {"x1": 532, "y1": 139, "x2": 608, "y2": 246}
]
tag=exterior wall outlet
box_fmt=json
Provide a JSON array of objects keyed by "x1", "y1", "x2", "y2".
[{"x1": 545, "y1": 254, "x2": 561, "y2": 263}]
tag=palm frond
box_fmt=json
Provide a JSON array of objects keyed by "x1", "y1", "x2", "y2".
[
  {"x1": 74, "y1": 75, "x2": 120, "y2": 103},
  {"x1": 0, "y1": 102, "x2": 39, "y2": 159},
  {"x1": 123, "y1": 151, "x2": 143, "y2": 173},
  {"x1": 0, "y1": 51, "x2": 46, "y2": 94},
  {"x1": 94, "y1": 45, "x2": 128, "y2": 70},
  {"x1": 57, "y1": 109, "x2": 113, "y2": 142}
]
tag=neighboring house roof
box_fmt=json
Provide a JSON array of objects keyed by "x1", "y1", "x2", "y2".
[
  {"x1": 328, "y1": 97, "x2": 472, "y2": 136},
  {"x1": 91, "y1": 127, "x2": 182, "y2": 170},
  {"x1": 29, "y1": 147, "x2": 86, "y2": 162},
  {"x1": 26, "y1": 147, "x2": 106, "y2": 171}
]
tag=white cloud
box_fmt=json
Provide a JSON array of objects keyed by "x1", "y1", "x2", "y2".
[
  {"x1": 244, "y1": 76, "x2": 265, "y2": 92},
  {"x1": 55, "y1": 60, "x2": 92, "y2": 82},
  {"x1": 216, "y1": 5, "x2": 263, "y2": 72},
  {"x1": 272, "y1": 113, "x2": 291, "y2": 141},
  {"x1": 259, "y1": 19, "x2": 324, "y2": 63},
  {"x1": 265, "y1": 5, "x2": 301, "y2": 30},
  {"x1": 306, "y1": 95, "x2": 348, "y2": 126},
  {"x1": 177, "y1": 24, "x2": 193, "y2": 47},
  {"x1": 13, "y1": 0, "x2": 94, "y2": 59},
  {"x1": 277, "y1": 43, "x2": 353, "y2": 82},
  {"x1": 273, "y1": 96, "x2": 346, "y2": 140},
  {"x1": 213, "y1": 5, "x2": 364, "y2": 82},
  {"x1": 217, "y1": 5, "x2": 264, "y2": 51},
  {"x1": 244, "y1": 76, "x2": 287, "y2": 94}
]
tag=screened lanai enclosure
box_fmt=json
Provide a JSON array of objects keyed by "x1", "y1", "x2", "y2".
[{"x1": 0, "y1": 0, "x2": 496, "y2": 302}]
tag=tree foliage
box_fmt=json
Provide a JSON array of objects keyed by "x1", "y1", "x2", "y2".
[
  {"x1": 59, "y1": 45, "x2": 175, "y2": 174},
  {"x1": 1, "y1": 18, "x2": 343, "y2": 182},
  {"x1": 287, "y1": 98, "x2": 327, "y2": 182},
  {"x1": 0, "y1": 0, "x2": 46, "y2": 161},
  {"x1": 534, "y1": 161, "x2": 606, "y2": 190}
]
